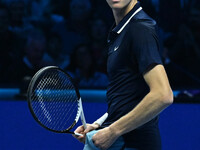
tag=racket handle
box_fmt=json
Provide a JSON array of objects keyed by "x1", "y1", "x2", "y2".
[
  {"x1": 74, "y1": 132, "x2": 83, "y2": 136},
  {"x1": 79, "y1": 98, "x2": 87, "y2": 129}
]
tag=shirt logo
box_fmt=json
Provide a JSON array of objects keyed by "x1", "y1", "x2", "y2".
[{"x1": 114, "y1": 46, "x2": 119, "y2": 51}]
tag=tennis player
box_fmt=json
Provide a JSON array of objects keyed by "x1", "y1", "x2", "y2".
[{"x1": 73, "y1": 0, "x2": 173, "y2": 149}]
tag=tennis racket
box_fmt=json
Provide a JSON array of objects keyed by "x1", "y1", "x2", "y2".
[{"x1": 27, "y1": 66, "x2": 87, "y2": 136}]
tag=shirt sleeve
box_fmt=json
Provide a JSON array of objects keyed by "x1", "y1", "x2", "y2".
[{"x1": 129, "y1": 23, "x2": 163, "y2": 74}]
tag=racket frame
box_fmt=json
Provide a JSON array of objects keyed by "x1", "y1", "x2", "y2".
[{"x1": 27, "y1": 66, "x2": 87, "y2": 134}]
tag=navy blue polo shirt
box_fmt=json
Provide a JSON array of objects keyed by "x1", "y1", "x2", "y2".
[{"x1": 102, "y1": 2, "x2": 163, "y2": 149}]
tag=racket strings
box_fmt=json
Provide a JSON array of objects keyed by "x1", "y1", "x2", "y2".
[
  {"x1": 54, "y1": 76, "x2": 77, "y2": 130},
  {"x1": 38, "y1": 72, "x2": 76, "y2": 130},
  {"x1": 30, "y1": 69, "x2": 79, "y2": 131},
  {"x1": 47, "y1": 71, "x2": 78, "y2": 130},
  {"x1": 33, "y1": 79, "x2": 50, "y2": 121},
  {"x1": 32, "y1": 74, "x2": 55, "y2": 125}
]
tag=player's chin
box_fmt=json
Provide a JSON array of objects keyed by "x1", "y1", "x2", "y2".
[{"x1": 110, "y1": 3, "x2": 128, "y2": 10}]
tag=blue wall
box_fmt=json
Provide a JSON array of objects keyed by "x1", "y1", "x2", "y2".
[
  {"x1": 0, "y1": 96, "x2": 200, "y2": 149},
  {"x1": 159, "y1": 103, "x2": 200, "y2": 150}
]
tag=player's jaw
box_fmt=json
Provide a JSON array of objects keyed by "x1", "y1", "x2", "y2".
[{"x1": 106, "y1": 0, "x2": 136, "y2": 10}]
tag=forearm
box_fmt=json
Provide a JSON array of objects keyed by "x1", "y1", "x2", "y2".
[{"x1": 109, "y1": 91, "x2": 173, "y2": 136}]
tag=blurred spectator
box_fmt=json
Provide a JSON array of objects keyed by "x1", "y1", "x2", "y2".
[
  {"x1": 168, "y1": 24, "x2": 200, "y2": 74},
  {"x1": 90, "y1": 0, "x2": 113, "y2": 27},
  {"x1": 140, "y1": 0, "x2": 158, "y2": 20},
  {"x1": 7, "y1": 0, "x2": 33, "y2": 36},
  {"x1": 50, "y1": 0, "x2": 70, "y2": 18},
  {"x1": 5, "y1": 29, "x2": 52, "y2": 84},
  {"x1": 163, "y1": 22, "x2": 200, "y2": 89},
  {"x1": 28, "y1": 0, "x2": 56, "y2": 31},
  {"x1": 159, "y1": 0, "x2": 182, "y2": 32},
  {"x1": 45, "y1": 32, "x2": 66, "y2": 68},
  {"x1": 0, "y1": 0, "x2": 199, "y2": 90},
  {"x1": 30, "y1": 0, "x2": 51, "y2": 21},
  {"x1": 89, "y1": 17, "x2": 108, "y2": 73},
  {"x1": 0, "y1": 3, "x2": 18, "y2": 83},
  {"x1": 157, "y1": 0, "x2": 200, "y2": 89},
  {"x1": 51, "y1": 0, "x2": 92, "y2": 68},
  {"x1": 66, "y1": 44, "x2": 108, "y2": 89},
  {"x1": 162, "y1": 46, "x2": 200, "y2": 89},
  {"x1": 188, "y1": 7, "x2": 200, "y2": 46}
]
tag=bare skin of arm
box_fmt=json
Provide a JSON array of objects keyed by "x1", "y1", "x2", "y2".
[{"x1": 92, "y1": 65, "x2": 174, "y2": 150}]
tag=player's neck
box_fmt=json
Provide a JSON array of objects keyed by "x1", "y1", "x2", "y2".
[{"x1": 113, "y1": 1, "x2": 137, "y2": 25}]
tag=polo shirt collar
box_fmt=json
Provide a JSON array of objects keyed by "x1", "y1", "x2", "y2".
[{"x1": 112, "y1": 2, "x2": 142, "y2": 34}]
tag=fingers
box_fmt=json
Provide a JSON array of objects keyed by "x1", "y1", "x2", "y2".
[
  {"x1": 73, "y1": 125, "x2": 86, "y2": 143},
  {"x1": 74, "y1": 125, "x2": 85, "y2": 133},
  {"x1": 72, "y1": 124, "x2": 99, "y2": 144},
  {"x1": 84, "y1": 123, "x2": 99, "y2": 133},
  {"x1": 72, "y1": 133, "x2": 85, "y2": 143},
  {"x1": 84, "y1": 126, "x2": 95, "y2": 133}
]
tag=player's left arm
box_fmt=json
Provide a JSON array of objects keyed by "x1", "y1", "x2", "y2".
[{"x1": 92, "y1": 64, "x2": 173, "y2": 150}]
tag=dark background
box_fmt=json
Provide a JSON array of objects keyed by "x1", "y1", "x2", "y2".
[
  {"x1": 0, "y1": 0, "x2": 200, "y2": 150},
  {"x1": 0, "y1": 0, "x2": 200, "y2": 90}
]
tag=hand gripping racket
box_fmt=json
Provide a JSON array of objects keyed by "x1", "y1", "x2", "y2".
[{"x1": 27, "y1": 66, "x2": 87, "y2": 136}]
